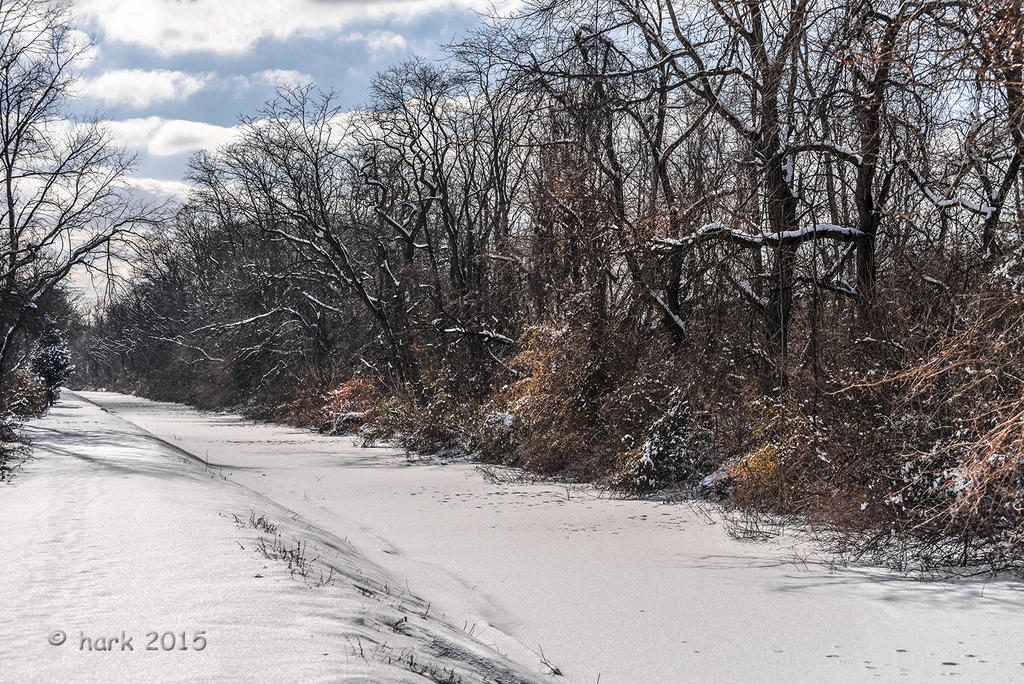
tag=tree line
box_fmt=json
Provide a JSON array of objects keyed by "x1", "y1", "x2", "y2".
[{"x1": 76, "y1": 0, "x2": 1024, "y2": 567}]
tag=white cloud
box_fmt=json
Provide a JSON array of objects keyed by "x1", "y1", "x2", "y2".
[
  {"x1": 343, "y1": 30, "x2": 408, "y2": 57},
  {"x1": 68, "y1": 29, "x2": 102, "y2": 66},
  {"x1": 105, "y1": 117, "x2": 240, "y2": 157},
  {"x1": 368, "y1": 31, "x2": 408, "y2": 54},
  {"x1": 82, "y1": 69, "x2": 213, "y2": 108},
  {"x1": 125, "y1": 177, "x2": 193, "y2": 201},
  {"x1": 74, "y1": 0, "x2": 499, "y2": 55},
  {"x1": 252, "y1": 69, "x2": 315, "y2": 88}
]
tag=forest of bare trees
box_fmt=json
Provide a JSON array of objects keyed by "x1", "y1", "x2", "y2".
[
  {"x1": 5, "y1": 0, "x2": 1013, "y2": 568},
  {"x1": 0, "y1": 0, "x2": 150, "y2": 461}
]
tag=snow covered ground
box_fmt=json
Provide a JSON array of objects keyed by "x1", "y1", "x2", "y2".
[
  {"x1": 0, "y1": 392, "x2": 540, "y2": 683},
  {"x1": 5, "y1": 390, "x2": 1024, "y2": 683}
]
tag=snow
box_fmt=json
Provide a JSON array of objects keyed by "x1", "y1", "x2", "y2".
[
  {"x1": 442, "y1": 327, "x2": 515, "y2": 345},
  {"x1": 639, "y1": 442, "x2": 654, "y2": 468},
  {"x1": 908, "y1": 166, "x2": 997, "y2": 217},
  {"x1": 828, "y1": 142, "x2": 864, "y2": 166},
  {"x1": 50, "y1": 390, "x2": 1024, "y2": 684},
  {"x1": 8, "y1": 392, "x2": 1024, "y2": 682},
  {"x1": 654, "y1": 223, "x2": 865, "y2": 252},
  {"x1": 649, "y1": 290, "x2": 687, "y2": 332},
  {"x1": 767, "y1": 224, "x2": 866, "y2": 245},
  {"x1": 0, "y1": 393, "x2": 540, "y2": 683},
  {"x1": 728, "y1": 274, "x2": 769, "y2": 310}
]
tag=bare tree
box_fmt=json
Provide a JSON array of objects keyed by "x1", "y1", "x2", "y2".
[{"x1": 0, "y1": 0, "x2": 151, "y2": 381}]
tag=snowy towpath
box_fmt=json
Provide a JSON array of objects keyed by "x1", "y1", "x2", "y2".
[
  {"x1": 69, "y1": 390, "x2": 1024, "y2": 684},
  {"x1": 0, "y1": 393, "x2": 541, "y2": 684}
]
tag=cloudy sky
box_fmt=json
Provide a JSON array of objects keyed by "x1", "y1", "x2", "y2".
[{"x1": 69, "y1": 0, "x2": 498, "y2": 202}]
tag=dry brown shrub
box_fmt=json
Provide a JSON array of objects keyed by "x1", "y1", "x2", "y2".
[
  {"x1": 271, "y1": 366, "x2": 336, "y2": 427},
  {"x1": 469, "y1": 324, "x2": 617, "y2": 476},
  {"x1": 725, "y1": 394, "x2": 888, "y2": 527},
  {"x1": 473, "y1": 322, "x2": 746, "y2": 484},
  {"x1": 273, "y1": 366, "x2": 378, "y2": 434},
  {"x1": 318, "y1": 376, "x2": 377, "y2": 432},
  {"x1": 721, "y1": 259, "x2": 1024, "y2": 571},
  {"x1": 869, "y1": 283, "x2": 1024, "y2": 568},
  {"x1": 361, "y1": 366, "x2": 474, "y2": 453}
]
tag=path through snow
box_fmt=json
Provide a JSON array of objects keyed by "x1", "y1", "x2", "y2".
[{"x1": 0, "y1": 392, "x2": 540, "y2": 683}]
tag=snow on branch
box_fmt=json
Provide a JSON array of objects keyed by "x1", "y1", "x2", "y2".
[
  {"x1": 652, "y1": 222, "x2": 866, "y2": 252},
  {"x1": 649, "y1": 291, "x2": 687, "y2": 334},
  {"x1": 151, "y1": 337, "x2": 225, "y2": 363},
  {"x1": 903, "y1": 163, "x2": 996, "y2": 218},
  {"x1": 789, "y1": 141, "x2": 864, "y2": 166},
  {"x1": 725, "y1": 275, "x2": 768, "y2": 314},
  {"x1": 186, "y1": 309, "x2": 288, "y2": 337},
  {"x1": 442, "y1": 327, "x2": 515, "y2": 345}
]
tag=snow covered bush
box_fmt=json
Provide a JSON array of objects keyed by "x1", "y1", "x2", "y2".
[
  {"x1": 30, "y1": 332, "x2": 74, "y2": 406},
  {"x1": 0, "y1": 371, "x2": 48, "y2": 479},
  {"x1": 0, "y1": 418, "x2": 28, "y2": 481},
  {"x1": 612, "y1": 390, "x2": 725, "y2": 494}
]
